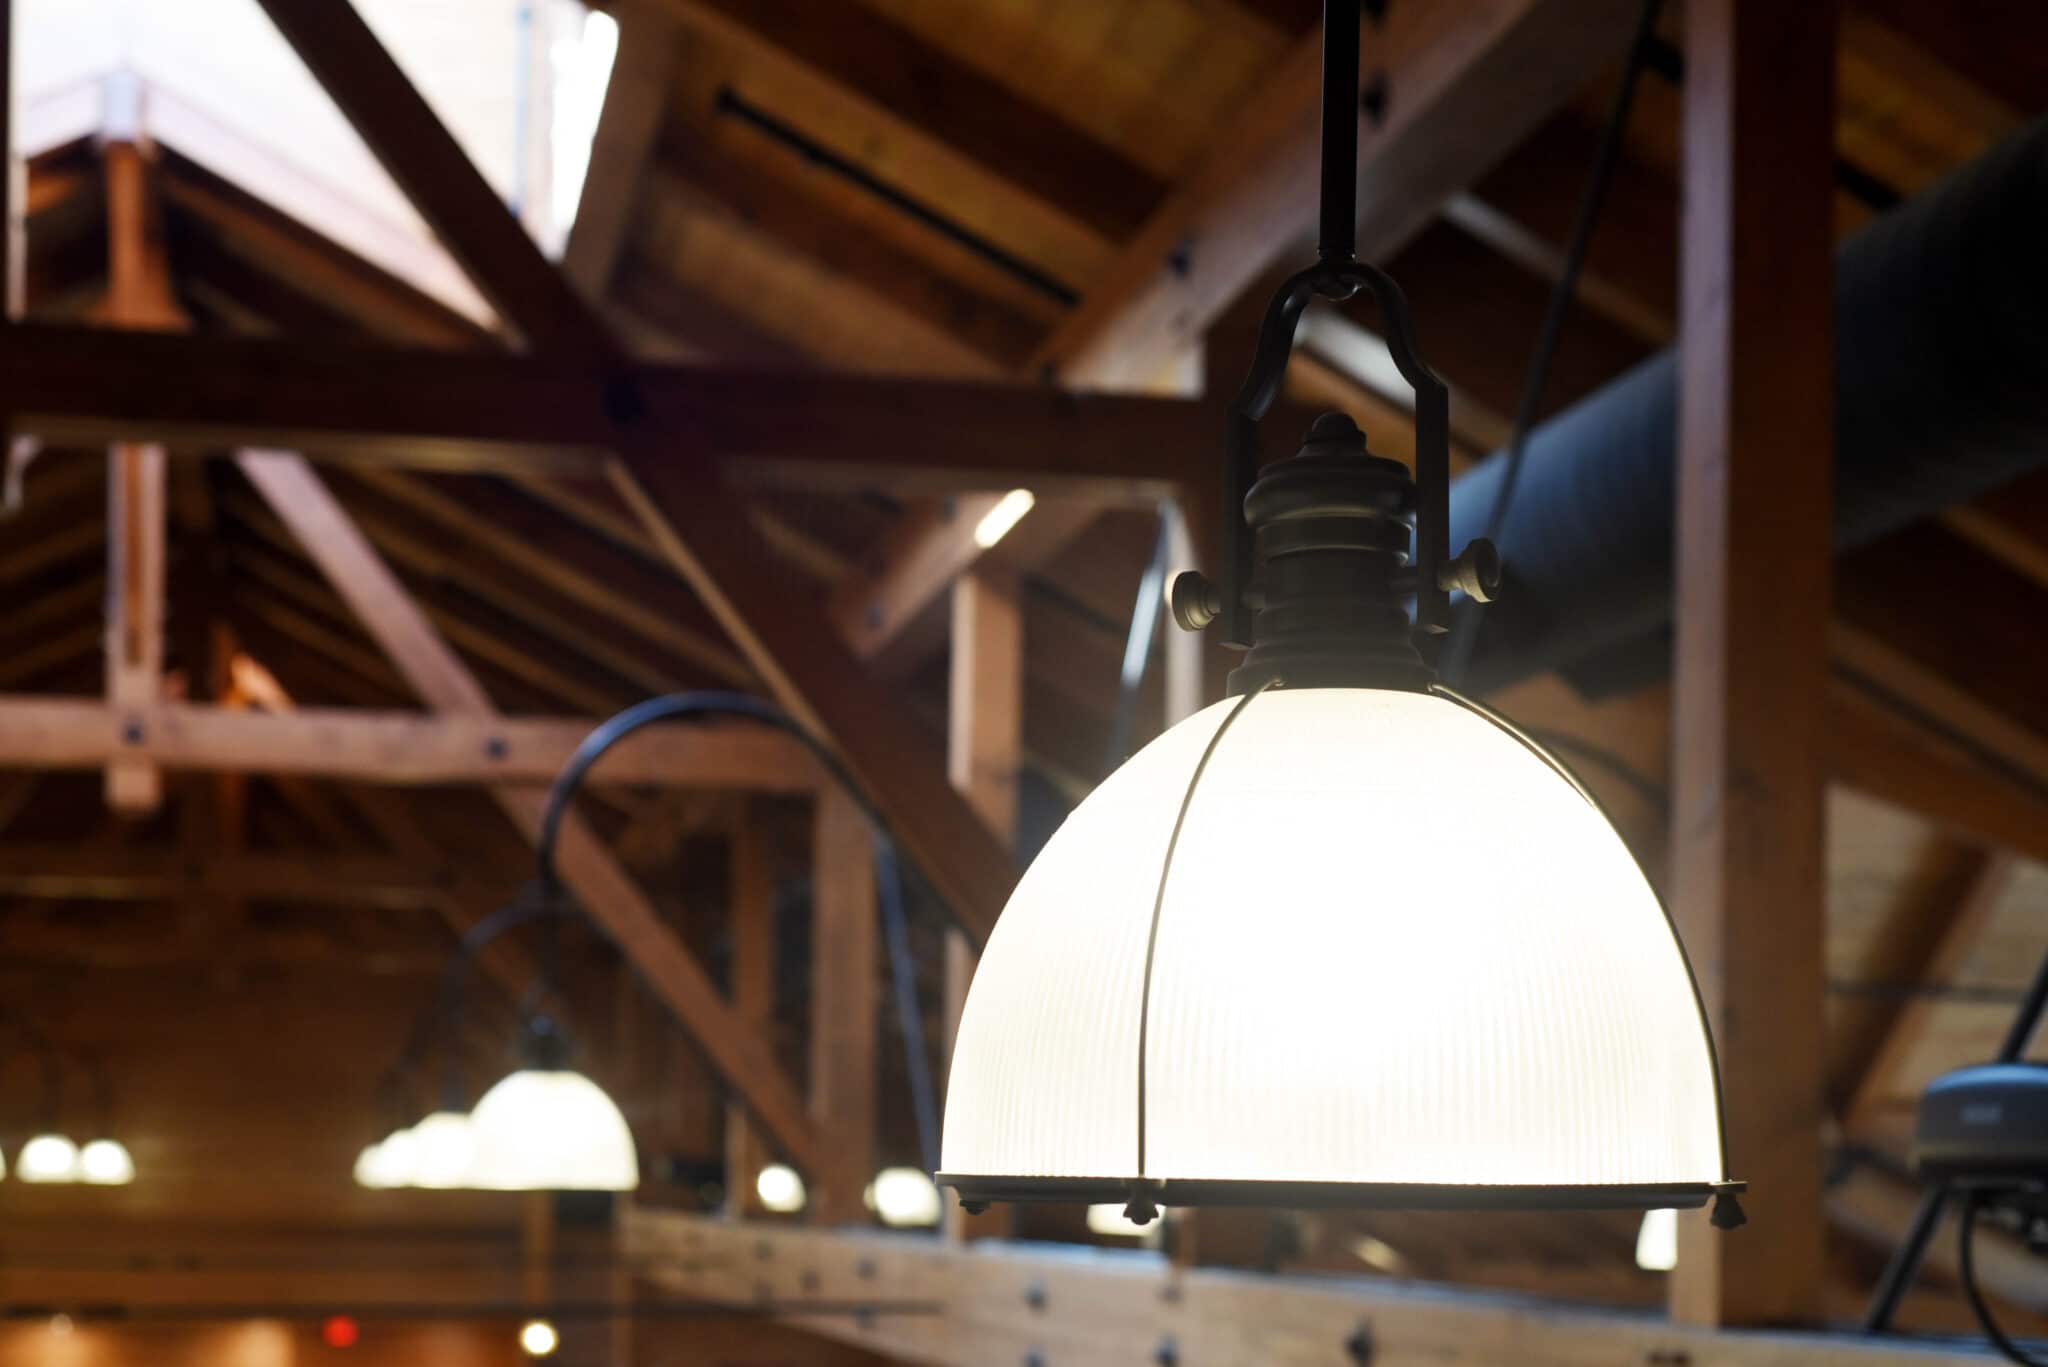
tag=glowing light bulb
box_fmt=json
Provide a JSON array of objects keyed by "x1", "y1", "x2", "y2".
[
  {"x1": 17, "y1": 1133, "x2": 80, "y2": 1183},
  {"x1": 754, "y1": 1163, "x2": 806, "y2": 1214},
  {"x1": 409, "y1": 1111, "x2": 477, "y2": 1189},
  {"x1": 78, "y1": 1137, "x2": 135, "y2": 1185},
  {"x1": 519, "y1": 1318, "x2": 559, "y2": 1357},
  {"x1": 972, "y1": 489, "x2": 1036, "y2": 548},
  {"x1": 1636, "y1": 1207, "x2": 1679, "y2": 1272},
  {"x1": 865, "y1": 1167, "x2": 940, "y2": 1228}
]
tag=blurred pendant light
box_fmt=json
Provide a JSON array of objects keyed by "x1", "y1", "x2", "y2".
[
  {"x1": 1636, "y1": 1207, "x2": 1680, "y2": 1272},
  {"x1": 409, "y1": 1109, "x2": 478, "y2": 1189},
  {"x1": 467, "y1": 1017, "x2": 637, "y2": 1192},
  {"x1": 865, "y1": 1166, "x2": 941, "y2": 1228},
  {"x1": 17, "y1": 1133, "x2": 80, "y2": 1183},
  {"x1": 754, "y1": 1163, "x2": 806, "y2": 1214},
  {"x1": 371, "y1": 1125, "x2": 422, "y2": 1189},
  {"x1": 353, "y1": 1139, "x2": 390, "y2": 1189},
  {"x1": 935, "y1": 0, "x2": 1741, "y2": 1229},
  {"x1": 77, "y1": 1137, "x2": 136, "y2": 1186}
]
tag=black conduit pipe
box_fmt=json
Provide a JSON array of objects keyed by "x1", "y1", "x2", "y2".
[{"x1": 1446, "y1": 115, "x2": 2048, "y2": 694}]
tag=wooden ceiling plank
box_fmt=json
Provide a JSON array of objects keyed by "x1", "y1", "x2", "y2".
[
  {"x1": 238, "y1": 447, "x2": 826, "y2": 1174},
  {"x1": 158, "y1": 156, "x2": 491, "y2": 349},
  {"x1": 672, "y1": 0, "x2": 1161, "y2": 243},
  {"x1": 1034, "y1": 0, "x2": 1641, "y2": 390},
  {"x1": 1842, "y1": 852, "x2": 2019, "y2": 1134}
]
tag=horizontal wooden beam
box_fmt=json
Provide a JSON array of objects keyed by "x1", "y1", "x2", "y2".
[
  {"x1": 0, "y1": 845, "x2": 450, "y2": 907},
  {"x1": 0, "y1": 323, "x2": 1242, "y2": 495},
  {"x1": 0, "y1": 696, "x2": 822, "y2": 789},
  {"x1": 625, "y1": 1209, "x2": 1988, "y2": 1365}
]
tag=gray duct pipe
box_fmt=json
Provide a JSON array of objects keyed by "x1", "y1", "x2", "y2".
[{"x1": 1447, "y1": 115, "x2": 2048, "y2": 695}]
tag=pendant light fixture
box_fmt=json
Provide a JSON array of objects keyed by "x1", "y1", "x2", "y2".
[
  {"x1": 467, "y1": 1016, "x2": 638, "y2": 1193},
  {"x1": 935, "y1": 0, "x2": 1741, "y2": 1229}
]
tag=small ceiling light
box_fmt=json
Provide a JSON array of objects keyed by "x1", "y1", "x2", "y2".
[
  {"x1": 468, "y1": 1018, "x2": 637, "y2": 1192},
  {"x1": 518, "y1": 1318, "x2": 559, "y2": 1358},
  {"x1": 17, "y1": 1133, "x2": 80, "y2": 1183},
  {"x1": 936, "y1": 0, "x2": 1738, "y2": 1231},
  {"x1": 971, "y1": 489, "x2": 1036, "y2": 549},
  {"x1": 1636, "y1": 1207, "x2": 1680, "y2": 1272},
  {"x1": 865, "y1": 1166, "x2": 941, "y2": 1228},
  {"x1": 78, "y1": 1137, "x2": 135, "y2": 1186},
  {"x1": 409, "y1": 1110, "x2": 477, "y2": 1190},
  {"x1": 1352, "y1": 1234, "x2": 1410, "y2": 1276},
  {"x1": 754, "y1": 1163, "x2": 806, "y2": 1215}
]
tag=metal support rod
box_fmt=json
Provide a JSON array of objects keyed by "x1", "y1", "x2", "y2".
[
  {"x1": 1863, "y1": 943, "x2": 2048, "y2": 1331},
  {"x1": 1318, "y1": 0, "x2": 1360, "y2": 262}
]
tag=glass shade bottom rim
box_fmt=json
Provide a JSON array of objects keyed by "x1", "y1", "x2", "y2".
[{"x1": 935, "y1": 1173, "x2": 1732, "y2": 1212}]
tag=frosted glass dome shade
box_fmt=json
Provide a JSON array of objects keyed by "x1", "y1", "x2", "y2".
[
  {"x1": 17, "y1": 1133, "x2": 80, "y2": 1183},
  {"x1": 467, "y1": 1068, "x2": 637, "y2": 1191},
  {"x1": 939, "y1": 687, "x2": 1727, "y2": 1213},
  {"x1": 410, "y1": 1110, "x2": 477, "y2": 1189},
  {"x1": 78, "y1": 1138, "x2": 135, "y2": 1185}
]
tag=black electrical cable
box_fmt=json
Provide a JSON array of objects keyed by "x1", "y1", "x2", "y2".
[
  {"x1": 535, "y1": 691, "x2": 946, "y2": 1184},
  {"x1": 1959, "y1": 1194, "x2": 2048, "y2": 1366},
  {"x1": 1437, "y1": 0, "x2": 1667, "y2": 685}
]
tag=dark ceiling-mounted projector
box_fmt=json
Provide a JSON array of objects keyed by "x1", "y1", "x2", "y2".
[{"x1": 1916, "y1": 1062, "x2": 2048, "y2": 1192}]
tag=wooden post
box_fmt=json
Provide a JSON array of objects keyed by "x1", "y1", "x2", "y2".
[
  {"x1": 808, "y1": 786, "x2": 876, "y2": 1224},
  {"x1": 1668, "y1": 0, "x2": 1838, "y2": 1327},
  {"x1": 725, "y1": 806, "x2": 776, "y2": 1216},
  {"x1": 101, "y1": 142, "x2": 177, "y2": 813},
  {"x1": 942, "y1": 569, "x2": 1022, "y2": 1241}
]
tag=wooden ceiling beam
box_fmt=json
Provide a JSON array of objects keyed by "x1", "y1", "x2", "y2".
[
  {"x1": 0, "y1": 845, "x2": 453, "y2": 908},
  {"x1": 0, "y1": 695, "x2": 821, "y2": 790},
  {"x1": 240, "y1": 0, "x2": 1032, "y2": 946},
  {"x1": 627, "y1": 1208, "x2": 1997, "y2": 1365},
  {"x1": 1034, "y1": 0, "x2": 1641, "y2": 389},
  {"x1": 0, "y1": 322, "x2": 1223, "y2": 495},
  {"x1": 238, "y1": 447, "x2": 828, "y2": 1174}
]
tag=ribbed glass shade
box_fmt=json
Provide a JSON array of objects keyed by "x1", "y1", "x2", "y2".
[
  {"x1": 78, "y1": 1138, "x2": 135, "y2": 1185},
  {"x1": 467, "y1": 1069, "x2": 637, "y2": 1191},
  {"x1": 17, "y1": 1133, "x2": 80, "y2": 1183},
  {"x1": 940, "y1": 687, "x2": 1724, "y2": 1208},
  {"x1": 410, "y1": 1111, "x2": 477, "y2": 1189}
]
